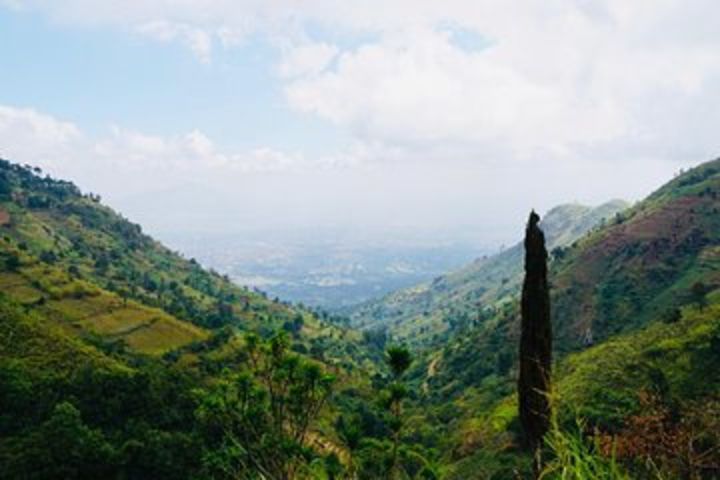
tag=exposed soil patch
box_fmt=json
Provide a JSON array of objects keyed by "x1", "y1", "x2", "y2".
[
  {"x1": 0, "y1": 208, "x2": 10, "y2": 226},
  {"x1": 554, "y1": 193, "x2": 717, "y2": 344}
]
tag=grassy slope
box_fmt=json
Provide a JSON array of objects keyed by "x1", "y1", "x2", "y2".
[
  {"x1": 0, "y1": 159, "x2": 384, "y2": 477},
  {"x1": 441, "y1": 293, "x2": 720, "y2": 479},
  {"x1": 349, "y1": 200, "x2": 628, "y2": 346},
  {"x1": 0, "y1": 161, "x2": 296, "y2": 332},
  {"x1": 0, "y1": 294, "x2": 126, "y2": 375},
  {"x1": 0, "y1": 227, "x2": 208, "y2": 356},
  {"x1": 426, "y1": 159, "x2": 720, "y2": 399},
  {"x1": 557, "y1": 291, "x2": 720, "y2": 427}
]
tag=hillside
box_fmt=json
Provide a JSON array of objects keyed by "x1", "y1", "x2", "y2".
[
  {"x1": 0, "y1": 159, "x2": 367, "y2": 364},
  {"x1": 402, "y1": 159, "x2": 720, "y2": 477},
  {"x1": 2, "y1": 156, "x2": 720, "y2": 479},
  {"x1": 348, "y1": 200, "x2": 629, "y2": 345},
  {"x1": 552, "y1": 159, "x2": 720, "y2": 350},
  {"x1": 442, "y1": 293, "x2": 720, "y2": 479},
  {"x1": 0, "y1": 158, "x2": 387, "y2": 479},
  {"x1": 423, "y1": 159, "x2": 720, "y2": 399}
]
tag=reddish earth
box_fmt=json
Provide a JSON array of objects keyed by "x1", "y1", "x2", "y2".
[
  {"x1": 554, "y1": 193, "x2": 716, "y2": 342},
  {"x1": 0, "y1": 208, "x2": 10, "y2": 226}
]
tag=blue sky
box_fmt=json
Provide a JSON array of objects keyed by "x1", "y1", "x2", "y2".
[
  {"x1": 0, "y1": 7, "x2": 346, "y2": 154},
  {"x1": 0, "y1": 1, "x2": 718, "y2": 243}
]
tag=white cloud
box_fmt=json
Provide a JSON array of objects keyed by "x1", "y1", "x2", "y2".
[
  {"x1": 282, "y1": 7, "x2": 720, "y2": 159},
  {"x1": 137, "y1": 20, "x2": 213, "y2": 62},
  {"x1": 7, "y1": 0, "x2": 718, "y2": 162},
  {"x1": 278, "y1": 42, "x2": 339, "y2": 78},
  {"x1": 0, "y1": 105, "x2": 81, "y2": 144},
  {"x1": 0, "y1": 104, "x2": 328, "y2": 194},
  {"x1": 284, "y1": 28, "x2": 626, "y2": 152},
  {"x1": 0, "y1": 105, "x2": 83, "y2": 167},
  {"x1": 94, "y1": 125, "x2": 318, "y2": 175},
  {"x1": 2, "y1": 1, "x2": 720, "y2": 238}
]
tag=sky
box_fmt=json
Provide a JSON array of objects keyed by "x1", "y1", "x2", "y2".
[{"x1": 1, "y1": 1, "x2": 719, "y2": 246}]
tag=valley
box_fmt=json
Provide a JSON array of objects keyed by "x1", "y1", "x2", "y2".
[
  {"x1": 2, "y1": 157, "x2": 719, "y2": 479},
  {"x1": 162, "y1": 230, "x2": 486, "y2": 309},
  {"x1": 3, "y1": 4, "x2": 719, "y2": 478}
]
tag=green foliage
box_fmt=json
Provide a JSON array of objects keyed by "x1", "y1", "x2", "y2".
[
  {"x1": 0, "y1": 305, "x2": 203, "y2": 479},
  {"x1": 2, "y1": 250, "x2": 20, "y2": 271},
  {"x1": 352, "y1": 438, "x2": 438, "y2": 480},
  {"x1": 387, "y1": 345, "x2": 413, "y2": 379},
  {"x1": 556, "y1": 301, "x2": 720, "y2": 429},
  {"x1": 540, "y1": 420, "x2": 630, "y2": 480},
  {"x1": 381, "y1": 345, "x2": 414, "y2": 478},
  {"x1": 1, "y1": 401, "x2": 118, "y2": 480},
  {"x1": 194, "y1": 332, "x2": 336, "y2": 479},
  {"x1": 690, "y1": 281, "x2": 709, "y2": 309},
  {"x1": 3, "y1": 156, "x2": 720, "y2": 479}
]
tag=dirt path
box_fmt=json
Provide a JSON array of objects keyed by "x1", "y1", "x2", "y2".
[{"x1": 422, "y1": 354, "x2": 441, "y2": 394}]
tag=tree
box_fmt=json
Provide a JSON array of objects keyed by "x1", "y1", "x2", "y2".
[
  {"x1": 363, "y1": 327, "x2": 388, "y2": 351},
  {"x1": 385, "y1": 345, "x2": 412, "y2": 479},
  {"x1": 518, "y1": 210, "x2": 552, "y2": 476},
  {"x1": 4, "y1": 251, "x2": 20, "y2": 271},
  {"x1": 690, "y1": 281, "x2": 708, "y2": 310},
  {"x1": 386, "y1": 346, "x2": 412, "y2": 379},
  {"x1": 5, "y1": 402, "x2": 117, "y2": 479},
  {"x1": 336, "y1": 413, "x2": 362, "y2": 477},
  {"x1": 195, "y1": 332, "x2": 335, "y2": 480},
  {"x1": 0, "y1": 171, "x2": 11, "y2": 199}
]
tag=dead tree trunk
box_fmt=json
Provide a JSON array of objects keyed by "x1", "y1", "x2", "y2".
[{"x1": 518, "y1": 210, "x2": 552, "y2": 477}]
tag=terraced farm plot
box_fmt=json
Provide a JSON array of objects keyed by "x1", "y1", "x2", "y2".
[
  {"x1": 0, "y1": 272, "x2": 43, "y2": 303},
  {"x1": 121, "y1": 313, "x2": 207, "y2": 354},
  {"x1": 1, "y1": 270, "x2": 208, "y2": 355},
  {"x1": 0, "y1": 272, "x2": 26, "y2": 289},
  {"x1": 89, "y1": 307, "x2": 158, "y2": 335},
  {"x1": 48, "y1": 297, "x2": 208, "y2": 354},
  {"x1": 3, "y1": 284, "x2": 43, "y2": 303}
]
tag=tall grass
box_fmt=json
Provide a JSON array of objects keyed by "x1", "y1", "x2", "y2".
[{"x1": 539, "y1": 418, "x2": 631, "y2": 480}]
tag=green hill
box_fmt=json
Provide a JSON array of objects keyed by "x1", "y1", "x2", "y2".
[
  {"x1": 0, "y1": 159, "x2": 368, "y2": 361},
  {"x1": 423, "y1": 159, "x2": 720, "y2": 399},
  {"x1": 0, "y1": 158, "x2": 384, "y2": 479},
  {"x1": 422, "y1": 160, "x2": 720, "y2": 395},
  {"x1": 406, "y1": 159, "x2": 720, "y2": 478},
  {"x1": 442, "y1": 293, "x2": 720, "y2": 479},
  {"x1": 552, "y1": 160, "x2": 720, "y2": 351},
  {"x1": 349, "y1": 200, "x2": 629, "y2": 346},
  {"x1": 2, "y1": 155, "x2": 720, "y2": 479}
]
